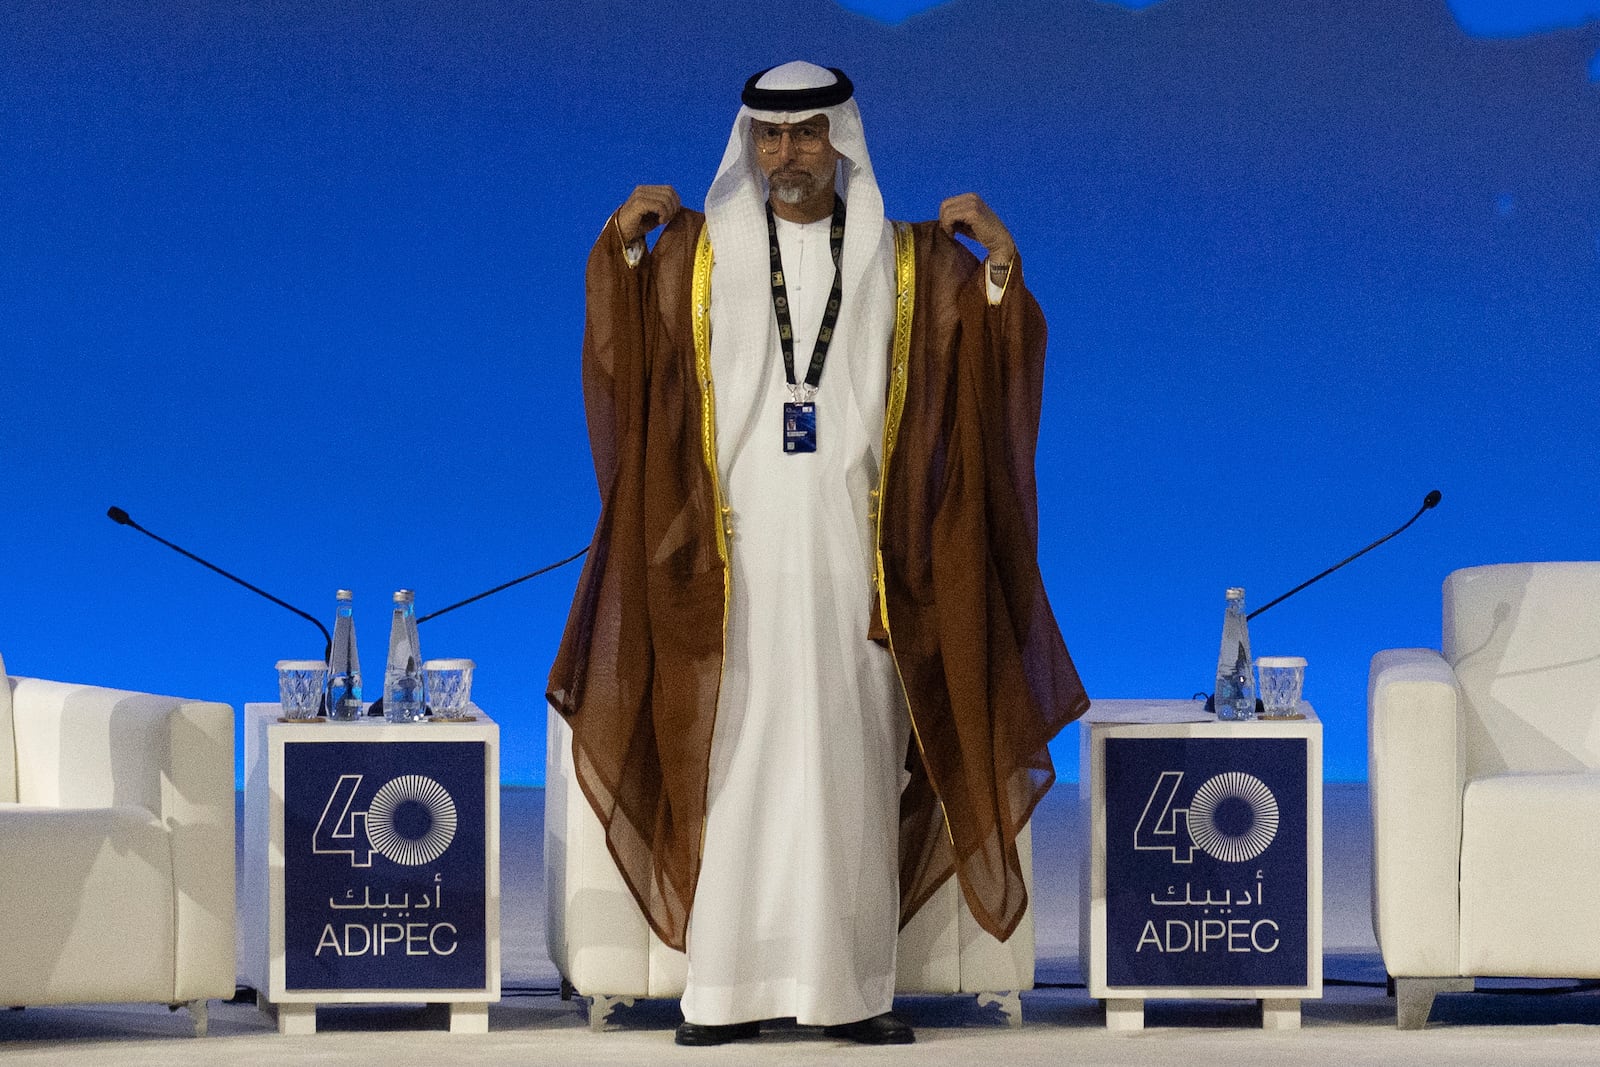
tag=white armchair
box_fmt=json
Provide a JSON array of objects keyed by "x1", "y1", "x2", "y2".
[
  {"x1": 544, "y1": 706, "x2": 1036, "y2": 1028},
  {"x1": 0, "y1": 654, "x2": 235, "y2": 1035},
  {"x1": 1368, "y1": 562, "x2": 1600, "y2": 1028}
]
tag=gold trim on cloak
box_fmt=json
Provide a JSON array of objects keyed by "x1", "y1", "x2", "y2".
[
  {"x1": 873, "y1": 220, "x2": 915, "y2": 627},
  {"x1": 875, "y1": 222, "x2": 954, "y2": 854},
  {"x1": 691, "y1": 225, "x2": 726, "y2": 861},
  {"x1": 692, "y1": 226, "x2": 727, "y2": 570}
]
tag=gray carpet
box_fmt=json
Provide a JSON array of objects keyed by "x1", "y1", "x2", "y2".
[{"x1": 5, "y1": 784, "x2": 1600, "y2": 1064}]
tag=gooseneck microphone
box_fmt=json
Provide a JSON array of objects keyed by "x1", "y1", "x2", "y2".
[
  {"x1": 106, "y1": 506, "x2": 332, "y2": 660},
  {"x1": 416, "y1": 547, "x2": 590, "y2": 624},
  {"x1": 1205, "y1": 488, "x2": 1442, "y2": 715},
  {"x1": 1246, "y1": 489, "x2": 1443, "y2": 622},
  {"x1": 360, "y1": 545, "x2": 591, "y2": 718}
]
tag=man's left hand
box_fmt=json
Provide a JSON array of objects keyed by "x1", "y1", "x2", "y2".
[{"x1": 939, "y1": 193, "x2": 1016, "y2": 268}]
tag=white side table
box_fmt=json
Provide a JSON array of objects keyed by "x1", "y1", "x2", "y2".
[
  {"x1": 242, "y1": 703, "x2": 501, "y2": 1034},
  {"x1": 1079, "y1": 699, "x2": 1322, "y2": 1031}
]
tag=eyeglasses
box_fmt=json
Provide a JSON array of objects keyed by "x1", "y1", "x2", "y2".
[{"x1": 752, "y1": 123, "x2": 829, "y2": 155}]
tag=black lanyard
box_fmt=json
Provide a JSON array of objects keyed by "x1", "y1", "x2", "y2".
[{"x1": 765, "y1": 195, "x2": 846, "y2": 397}]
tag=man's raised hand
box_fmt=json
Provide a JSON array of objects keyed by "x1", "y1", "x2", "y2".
[
  {"x1": 938, "y1": 193, "x2": 1016, "y2": 268},
  {"x1": 616, "y1": 185, "x2": 682, "y2": 244}
]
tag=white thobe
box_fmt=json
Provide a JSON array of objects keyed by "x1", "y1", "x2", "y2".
[{"x1": 679, "y1": 214, "x2": 910, "y2": 1027}]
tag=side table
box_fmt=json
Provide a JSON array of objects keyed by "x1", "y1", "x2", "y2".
[
  {"x1": 241, "y1": 703, "x2": 501, "y2": 1034},
  {"x1": 1080, "y1": 699, "x2": 1322, "y2": 1030}
]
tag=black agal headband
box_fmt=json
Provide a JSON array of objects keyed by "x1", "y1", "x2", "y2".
[{"x1": 741, "y1": 67, "x2": 855, "y2": 110}]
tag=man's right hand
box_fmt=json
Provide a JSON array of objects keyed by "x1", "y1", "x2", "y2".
[{"x1": 616, "y1": 185, "x2": 682, "y2": 244}]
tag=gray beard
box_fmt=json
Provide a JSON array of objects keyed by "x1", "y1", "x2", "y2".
[{"x1": 769, "y1": 172, "x2": 820, "y2": 205}]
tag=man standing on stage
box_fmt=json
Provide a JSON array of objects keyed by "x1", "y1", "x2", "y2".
[{"x1": 549, "y1": 61, "x2": 1087, "y2": 1046}]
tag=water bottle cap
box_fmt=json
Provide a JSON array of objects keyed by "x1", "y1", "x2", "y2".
[
  {"x1": 393, "y1": 589, "x2": 415, "y2": 603},
  {"x1": 336, "y1": 589, "x2": 353, "y2": 600},
  {"x1": 1225, "y1": 587, "x2": 1246, "y2": 600}
]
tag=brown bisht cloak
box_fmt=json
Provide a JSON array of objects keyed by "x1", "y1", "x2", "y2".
[{"x1": 548, "y1": 208, "x2": 1089, "y2": 952}]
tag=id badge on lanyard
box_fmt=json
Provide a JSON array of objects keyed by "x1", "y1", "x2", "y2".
[
  {"x1": 768, "y1": 197, "x2": 844, "y2": 457},
  {"x1": 783, "y1": 401, "x2": 817, "y2": 454}
]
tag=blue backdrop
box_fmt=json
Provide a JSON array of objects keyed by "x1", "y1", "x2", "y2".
[{"x1": 3, "y1": 0, "x2": 1596, "y2": 785}]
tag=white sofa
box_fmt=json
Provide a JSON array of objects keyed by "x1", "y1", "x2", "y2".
[
  {"x1": 0, "y1": 654, "x2": 235, "y2": 1035},
  {"x1": 1368, "y1": 562, "x2": 1600, "y2": 1028},
  {"x1": 544, "y1": 707, "x2": 1036, "y2": 1028}
]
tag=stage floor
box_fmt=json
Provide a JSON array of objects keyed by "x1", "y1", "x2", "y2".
[{"x1": 5, "y1": 784, "x2": 1600, "y2": 1064}]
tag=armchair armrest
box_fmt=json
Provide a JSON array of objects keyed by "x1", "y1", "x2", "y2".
[
  {"x1": 1367, "y1": 648, "x2": 1465, "y2": 976},
  {"x1": 9, "y1": 677, "x2": 236, "y2": 998}
]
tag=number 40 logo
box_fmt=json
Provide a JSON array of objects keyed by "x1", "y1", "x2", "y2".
[
  {"x1": 1133, "y1": 771, "x2": 1279, "y2": 864},
  {"x1": 312, "y1": 773, "x2": 459, "y2": 868}
]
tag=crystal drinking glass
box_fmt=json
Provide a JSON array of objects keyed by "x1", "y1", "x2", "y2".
[
  {"x1": 276, "y1": 660, "x2": 329, "y2": 720},
  {"x1": 422, "y1": 658, "x2": 476, "y2": 720}
]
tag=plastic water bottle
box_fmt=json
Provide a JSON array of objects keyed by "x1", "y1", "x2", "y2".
[
  {"x1": 383, "y1": 590, "x2": 425, "y2": 723},
  {"x1": 1214, "y1": 587, "x2": 1257, "y2": 721},
  {"x1": 326, "y1": 589, "x2": 363, "y2": 721}
]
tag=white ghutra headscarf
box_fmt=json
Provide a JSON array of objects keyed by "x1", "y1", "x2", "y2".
[{"x1": 703, "y1": 61, "x2": 897, "y2": 476}]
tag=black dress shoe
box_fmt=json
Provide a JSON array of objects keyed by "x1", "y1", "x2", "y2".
[
  {"x1": 822, "y1": 1012, "x2": 915, "y2": 1044},
  {"x1": 674, "y1": 1019, "x2": 761, "y2": 1046}
]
